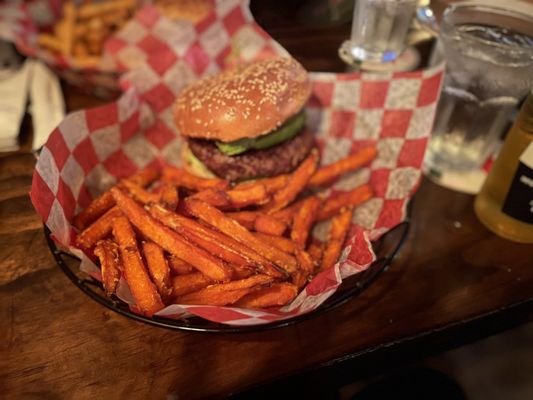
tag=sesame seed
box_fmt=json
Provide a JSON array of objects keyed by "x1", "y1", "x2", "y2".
[{"x1": 175, "y1": 57, "x2": 309, "y2": 135}]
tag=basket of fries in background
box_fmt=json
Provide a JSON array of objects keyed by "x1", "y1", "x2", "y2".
[
  {"x1": 36, "y1": 1, "x2": 136, "y2": 68},
  {"x1": 1, "y1": 0, "x2": 215, "y2": 98},
  {"x1": 30, "y1": 0, "x2": 444, "y2": 329},
  {"x1": 35, "y1": 0, "x2": 215, "y2": 66}
]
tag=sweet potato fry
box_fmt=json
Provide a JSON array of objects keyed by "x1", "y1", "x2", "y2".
[
  {"x1": 190, "y1": 185, "x2": 269, "y2": 209},
  {"x1": 253, "y1": 233, "x2": 296, "y2": 254},
  {"x1": 179, "y1": 226, "x2": 252, "y2": 268},
  {"x1": 270, "y1": 200, "x2": 303, "y2": 224},
  {"x1": 94, "y1": 239, "x2": 121, "y2": 296},
  {"x1": 148, "y1": 204, "x2": 283, "y2": 277},
  {"x1": 320, "y1": 208, "x2": 353, "y2": 271},
  {"x1": 74, "y1": 167, "x2": 159, "y2": 230},
  {"x1": 175, "y1": 274, "x2": 274, "y2": 306},
  {"x1": 307, "y1": 242, "x2": 324, "y2": 270},
  {"x1": 296, "y1": 248, "x2": 314, "y2": 274},
  {"x1": 317, "y1": 184, "x2": 373, "y2": 221},
  {"x1": 76, "y1": 206, "x2": 122, "y2": 249},
  {"x1": 227, "y1": 184, "x2": 269, "y2": 208},
  {"x1": 149, "y1": 204, "x2": 254, "y2": 268},
  {"x1": 199, "y1": 273, "x2": 273, "y2": 290},
  {"x1": 121, "y1": 180, "x2": 160, "y2": 204},
  {"x1": 291, "y1": 196, "x2": 321, "y2": 247},
  {"x1": 74, "y1": 190, "x2": 115, "y2": 230},
  {"x1": 292, "y1": 248, "x2": 314, "y2": 289},
  {"x1": 292, "y1": 271, "x2": 307, "y2": 290},
  {"x1": 225, "y1": 211, "x2": 258, "y2": 229},
  {"x1": 261, "y1": 149, "x2": 318, "y2": 214},
  {"x1": 231, "y1": 265, "x2": 255, "y2": 280},
  {"x1": 308, "y1": 146, "x2": 377, "y2": 187},
  {"x1": 177, "y1": 287, "x2": 255, "y2": 306},
  {"x1": 234, "y1": 283, "x2": 298, "y2": 308},
  {"x1": 154, "y1": 204, "x2": 282, "y2": 274},
  {"x1": 142, "y1": 242, "x2": 172, "y2": 299},
  {"x1": 185, "y1": 199, "x2": 298, "y2": 274},
  {"x1": 171, "y1": 272, "x2": 213, "y2": 297},
  {"x1": 168, "y1": 255, "x2": 195, "y2": 275},
  {"x1": 125, "y1": 167, "x2": 160, "y2": 188},
  {"x1": 159, "y1": 183, "x2": 179, "y2": 210},
  {"x1": 112, "y1": 216, "x2": 164, "y2": 316},
  {"x1": 111, "y1": 187, "x2": 233, "y2": 282},
  {"x1": 234, "y1": 174, "x2": 289, "y2": 194},
  {"x1": 254, "y1": 214, "x2": 287, "y2": 236},
  {"x1": 162, "y1": 166, "x2": 228, "y2": 191},
  {"x1": 189, "y1": 188, "x2": 230, "y2": 208}
]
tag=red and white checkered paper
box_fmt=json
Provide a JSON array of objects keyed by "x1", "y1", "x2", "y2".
[{"x1": 30, "y1": 0, "x2": 444, "y2": 326}]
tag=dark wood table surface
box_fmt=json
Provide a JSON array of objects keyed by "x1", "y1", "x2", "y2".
[{"x1": 2, "y1": 2, "x2": 533, "y2": 399}]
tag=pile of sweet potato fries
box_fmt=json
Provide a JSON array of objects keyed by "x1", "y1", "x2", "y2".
[{"x1": 74, "y1": 146, "x2": 376, "y2": 316}]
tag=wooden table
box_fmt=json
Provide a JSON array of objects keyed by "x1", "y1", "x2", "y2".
[{"x1": 2, "y1": 2, "x2": 533, "y2": 399}]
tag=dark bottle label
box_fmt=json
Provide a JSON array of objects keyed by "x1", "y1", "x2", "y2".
[{"x1": 502, "y1": 143, "x2": 533, "y2": 224}]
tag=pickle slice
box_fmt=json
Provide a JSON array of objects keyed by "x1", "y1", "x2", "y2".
[{"x1": 216, "y1": 111, "x2": 305, "y2": 156}]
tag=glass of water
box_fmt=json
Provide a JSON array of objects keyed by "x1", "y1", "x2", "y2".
[
  {"x1": 424, "y1": 4, "x2": 533, "y2": 177},
  {"x1": 339, "y1": 0, "x2": 419, "y2": 65}
]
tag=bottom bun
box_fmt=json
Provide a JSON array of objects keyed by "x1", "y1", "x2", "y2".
[{"x1": 186, "y1": 129, "x2": 314, "y2": 181}]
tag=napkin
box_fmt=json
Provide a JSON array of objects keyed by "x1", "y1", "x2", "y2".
[
  {"x1": 0, "y1": 50, "x2": 29, "y2": 152},
  {"x1": 0, "y1": 55, "x2": 65, "y2": 153}
]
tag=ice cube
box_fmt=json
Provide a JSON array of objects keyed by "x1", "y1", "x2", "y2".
[
  {"x1": 480, "y1": 96, "x2": 519, "y2": 108},
  {"x1": 443, "y1": 86, "x2": 479, "y2": 103},
  {"x1": 459, "y1": 24, "x2": 533, "y2": 48}
]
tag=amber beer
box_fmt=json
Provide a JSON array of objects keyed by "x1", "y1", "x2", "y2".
[{"x1": 474, "y1": 91, "x2": 533, "y2": 243}]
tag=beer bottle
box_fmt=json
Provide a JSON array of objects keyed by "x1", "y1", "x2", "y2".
[{"x1": 474, "y1": 90, "x2": 533, "y2": 243}]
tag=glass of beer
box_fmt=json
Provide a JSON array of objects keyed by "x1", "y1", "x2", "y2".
[{"x1": 424, "y1": 4, "x2": 533, "y2": 179}]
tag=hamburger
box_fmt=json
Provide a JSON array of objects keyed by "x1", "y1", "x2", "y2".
[{"x1": 174, "y1": 57, "x2": 313, "y2": 181}]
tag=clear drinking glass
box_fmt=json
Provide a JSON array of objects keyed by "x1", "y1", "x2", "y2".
[
  {"x1": 339, "y1": 0, "x2": 419, "y2": 64},
  {"x1": 424, "y1": 4, "x2": 533, "y2": 176}
]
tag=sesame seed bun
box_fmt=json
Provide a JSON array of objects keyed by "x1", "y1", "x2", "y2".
[{"x1": 173, "y1": 57, "x2": 311, "y2": 143}]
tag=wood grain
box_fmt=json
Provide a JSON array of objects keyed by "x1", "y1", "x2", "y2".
[
  {"x1": 2, "y1": 176, "x2": 532, "y2": 399},
  {"x1": 2, "y1": 2, "x2": 533, "y2": 399}
]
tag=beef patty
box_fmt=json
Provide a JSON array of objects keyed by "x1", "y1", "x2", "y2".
[{"x1": 187, "y1": 129, "x2": 315, "y2": 181}]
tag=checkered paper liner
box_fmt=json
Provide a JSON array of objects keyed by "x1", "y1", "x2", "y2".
[
  {"x1": 0, "y1": 2, "x2": 35, "y2": 44},
  {"x1": 29, "y1": 0, "x2": 444, "y2": 326}
]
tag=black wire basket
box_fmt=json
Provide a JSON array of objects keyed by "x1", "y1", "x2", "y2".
[{"x1": 45, "y1": 219, "x2": 409, "y2": 333}]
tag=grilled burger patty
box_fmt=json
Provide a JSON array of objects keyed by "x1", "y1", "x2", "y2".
[{"x1": 187, "y1": 129, "x2": 314, "y2": 181}]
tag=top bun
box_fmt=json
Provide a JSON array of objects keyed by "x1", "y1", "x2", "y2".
[{"x1": 174, "y1": 57, "x2": 311, "y2": 142}]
